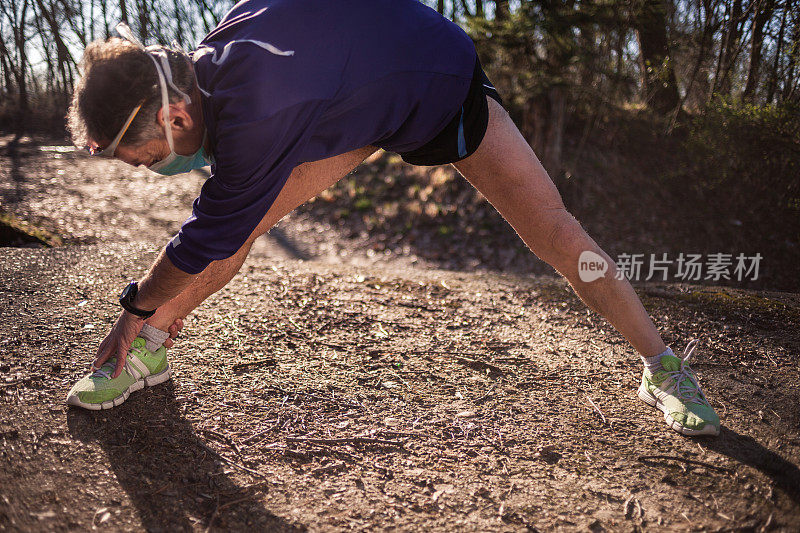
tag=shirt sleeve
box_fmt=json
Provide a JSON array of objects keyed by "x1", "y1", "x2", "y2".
[{"x1": 165, "y1": 100, "x2": 325, "y2": 274}]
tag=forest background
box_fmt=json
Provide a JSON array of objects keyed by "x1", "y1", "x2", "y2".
[{"x1": 1, "y1": 0, "x2": 798, "y2": 290}]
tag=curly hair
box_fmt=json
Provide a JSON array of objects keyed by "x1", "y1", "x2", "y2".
[{"x1": 67, "y1": 37, "x2": 195, "y2": 148}]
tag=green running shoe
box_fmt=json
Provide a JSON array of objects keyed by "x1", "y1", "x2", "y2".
[
  {"x1": 638, "y1": 339, "x2": 720, "y2": 436},
  {"x1": 66, "y1": 337, "x2": 171, "y2": 410}
]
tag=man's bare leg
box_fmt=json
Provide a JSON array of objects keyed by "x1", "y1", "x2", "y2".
[
  {"x1": 145, "y1": 146, "x2": 378, "y2": 332},
  {"x1": 453, "y1": 98, "x2": 666, "y2": 357}
]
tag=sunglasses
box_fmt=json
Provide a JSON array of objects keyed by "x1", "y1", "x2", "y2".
[{"x1": 84, "y1": 99, "x2": 145, "y2": 158}]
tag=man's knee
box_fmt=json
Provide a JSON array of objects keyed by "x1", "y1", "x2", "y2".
[
  {"x1": 545, "y1": 211, "x2": 593, "y2": 263},
  {"x1": 544, "y1": 214, "x2": 619, "y2": 280}
]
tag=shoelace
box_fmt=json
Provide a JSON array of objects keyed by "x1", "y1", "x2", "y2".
[
  {"x1": 91, "y1": 348, "x2": 145, "y2": 380},
  {"x1": 663, "y1": 339, "x2": 706, "y2": 404},
  {"x1": 91, "y1": 363, "x2": 114, "y2": 380}
]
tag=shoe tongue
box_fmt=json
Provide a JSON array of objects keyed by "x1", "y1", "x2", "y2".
[
  {"x1": 660, "y1": 354, "x2": 682, "y2": 372},
  {"x1": 660, "y1": 355, "x2": 699, "y2": 395}
]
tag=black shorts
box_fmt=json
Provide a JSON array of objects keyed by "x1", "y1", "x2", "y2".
[{"x1": 397, "y1": 57, "x2": 503, "y2": 167}]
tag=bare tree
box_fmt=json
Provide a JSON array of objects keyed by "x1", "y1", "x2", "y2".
[
  {"x1": 633, "y1": 0, "x2": 681, "y2": 114},
  {"x1": 765, "y1": 0, "x2": 790, "y2": 102},
  {"x1": 743, "y1": 0, "x2": 777, "y2": 99},
  {"x1": 1, "y1": 0, "x2": 31, "y2": 115}
]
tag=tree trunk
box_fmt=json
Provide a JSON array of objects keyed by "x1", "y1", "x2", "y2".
[
  {"x1": 494, "y1": 0, "x2": 509, "y2": 20},
  {"x1": 173, "y1": 0, "x2": 185, "y2": 46},
  {"x1": 784, "y1": 10, "x2": 800, "y2": 101},
  {"x1": 743, "y1": 0, "x2": 776, "y2": 100},
  {"x1": 0, "y1": 40, "x2": 15, "y2": 95},
  {"x1": 101, "y1": 0, "x2": 109, "y2": 38},
  {"x1": 544, "y1": 86, "x2": 566, "y2": 174},
  {"x1": 612, "y1": 29, "x2": 626, "y2": 98},
  {"x1": 680, "y1": 0, "x2": 714, "y2": 110},
  {"x1": 137, "y1": 0, "x2": 148, "y2": 41},
  {"x1": 716, "y1": 0, "x2": 743, "y2": 95},
  {"x1": 766, "y1": 0, "x2": 789, "y2": 103},
  {"x1": 90, "y1": 0, "x2": 95, "y2": 41},
  {"x1": 633, "y1": 0, "x2": 681, "y2": 114},
  {"x1": 34, "y1": 14, "x2": 56, "y2": 93},
  {"x1": 13, "y1": 0, "x2": 30, "y2": 117},
  {"x1": 578, "y1": 23, "x2": 597, "y2": 89},
  {"x1": 35, "y1": 0, "x2": 77, "y2": 104},
  {"x1": 526, "y1": 98, "x2": 546, "y2": 163}
]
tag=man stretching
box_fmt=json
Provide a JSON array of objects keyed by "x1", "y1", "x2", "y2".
[{"x1": 66, "y1": 0, "x2": 719, "y2": 436}]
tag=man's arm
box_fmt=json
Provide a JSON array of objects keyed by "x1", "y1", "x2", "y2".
[
  {"x1": 134, "y1": 248, "x2": 199, "y2": 311},
  {"x1": 92, "y1": 146, "x2": 378, "y2": 379}
]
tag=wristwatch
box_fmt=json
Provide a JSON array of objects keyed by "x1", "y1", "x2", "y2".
[{"x1": 119, "y1": 281, "x2": 156, "y2": 318}]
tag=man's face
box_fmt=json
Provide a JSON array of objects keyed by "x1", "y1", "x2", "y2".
[
  {"x1": 111, "y1": 137, "x2": 171, "y2": 168},
  {"x1": 88, "y1": 97, "x2": 204, "y2": 169}
]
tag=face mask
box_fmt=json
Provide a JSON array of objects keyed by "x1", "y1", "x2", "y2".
[{"x1": 148, "y1": 132, "x2": 215, "y2": 175}]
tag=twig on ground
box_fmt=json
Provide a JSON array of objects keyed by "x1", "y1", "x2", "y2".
[
  {"x1": 454, "y1": 356, "x2": 507, "y2": 375},
  {"x1": 309, "y1": 461, "x2": 347, "y2": 476},
  {"x1": 232, "y1": 359, "x2": 276, "y2": 371},
  {"x1": 0, "y1": 378, "x2": 32, "y2": 388},
  {"x1": 150, "y1": 483, "x2": 170, "y2": 495},
  {"x1": 374, "y1": 430, "x2": 426, "y2": 437},
  {"x1": 395, "y1": 301, "x2": 440, "y2": 312},
  {"x1": 307, "y1": 443, "x2": 360, "y2": 463},
  {"x1": 285, "y1": 436, "x2": 404, "y2": 446},
  {"x1": 242, "y1": 418, "x2": 283, "y2": 445},
  {"x1": 263, "y1": 384, "x2": 362, "y2": 408},
  {"x1": 214, "y1": 481, "x2": 273, "y2": 512},
  {"x1": 584, "y1": 395, "x2": 607, "y2": 425},
  {"x1": 758, "y1": 512, "x2": 773, "y2": 532},
  {"x1": 412, "y1": 349, "x2": 499, "y2": 359},
  {"x1": 314, "y1": 340, "x2": 348, "y2": 350},
  {"x1": 198, "y1": 428, "x2": 243, "y2": 457},
  {"x1": 637, "y1": 455, "x2": 733, "y2": 473},
  {"x1": 623, "y1": 495, "x2": 643, "y2": 519},
  {"x1": 516, "y1": 373, "x2": 563, "y2": 388},
  {"x1": 205, "y1": 496, "x2": 219, "y2": 533},
  {"x1": 217, "y1": 492, "x2": 260, "y2": 512},
  {"x1": 197, "y1": 440, "x2": 271, "y2": 479}
]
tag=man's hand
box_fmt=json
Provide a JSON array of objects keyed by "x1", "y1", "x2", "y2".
[
  {"x1": 94, "y1": 311, "x2": 145, "y2": 379},
  {"x1": 94, "y1": 314, "x2": 184, "y2": 378},
  {"x1": 163, "y1": 318, "x2": 184, "y2": 348}
]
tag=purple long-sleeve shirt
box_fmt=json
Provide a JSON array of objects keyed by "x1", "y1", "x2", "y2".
[{"x1": 165, "y1": 0, "x2": 476, "y2": 274}]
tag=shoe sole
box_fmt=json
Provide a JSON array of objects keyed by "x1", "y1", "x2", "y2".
[
  {"x1": 637, "y1": 385, "x2": 719, "y2": 436},
  {"x1": 66, "y1": 365, "x2": 172, "y2": 411}
]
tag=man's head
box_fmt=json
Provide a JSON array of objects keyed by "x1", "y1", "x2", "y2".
[{"x1": 67, "y1": 37, "x2": 205, "y2": 169}]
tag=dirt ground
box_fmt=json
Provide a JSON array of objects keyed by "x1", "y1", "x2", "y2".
[{"x1": 1, "y1": 135, "x2": 799, "y2": 531}]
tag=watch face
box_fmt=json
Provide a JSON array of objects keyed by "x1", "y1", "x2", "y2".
[{"x1": 121, "y1": 281, "x2": 135, "y2": 300}]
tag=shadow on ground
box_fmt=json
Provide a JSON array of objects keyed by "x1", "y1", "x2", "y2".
[
  {"x1": 708, "y1": 427, "x2": 800, "y2": 506},
  {"x1": 66, "y1": 381, "x2": 303, "y2": 532},
  {"x1": 1, "y1": 133, "x2": 26, "y2": 203}
]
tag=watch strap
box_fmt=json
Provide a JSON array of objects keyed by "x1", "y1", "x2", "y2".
[{"x1": 119, "y1": 281, "x2": 157, "y2": 318}]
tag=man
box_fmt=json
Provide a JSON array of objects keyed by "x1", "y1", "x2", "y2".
[{"x1": 66, "y1": 0, "x2": 719, "y2": 436}]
